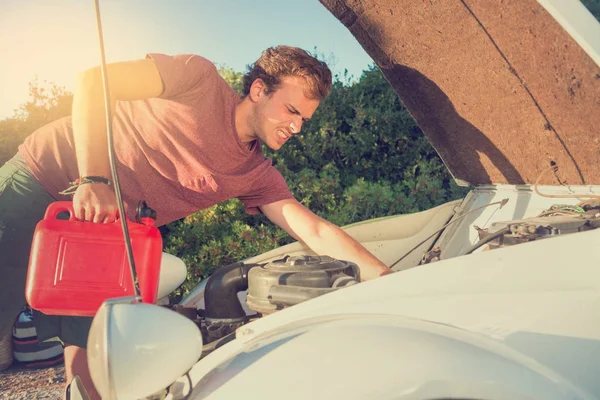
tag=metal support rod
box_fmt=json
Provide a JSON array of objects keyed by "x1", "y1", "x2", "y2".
[{"x1": 93, "y1": 0, "x2": 140, "y2": 296}]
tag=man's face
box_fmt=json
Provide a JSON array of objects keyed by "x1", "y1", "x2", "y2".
[{"x1": 251, "y1": 76, "x2": 320, "y2": 151}]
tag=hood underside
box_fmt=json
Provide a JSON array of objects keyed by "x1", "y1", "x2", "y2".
[{"x1": 320, "y1": 0, "x2": 600, "y2": 186}]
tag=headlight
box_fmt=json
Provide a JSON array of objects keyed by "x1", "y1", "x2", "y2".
[{"x1": 87, "y1": 298, "x2": 203, "y2": 399}]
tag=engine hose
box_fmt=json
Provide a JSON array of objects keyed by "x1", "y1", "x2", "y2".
[
  {"x1": 461, "y1": 227, "x2": 511, "y2": 255},
  {"x1": 204, "y1": 262, "x2": 262, "y2": 321}
]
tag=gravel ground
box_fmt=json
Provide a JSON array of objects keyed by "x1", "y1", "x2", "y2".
[{"x1": 0, "y1": 362, "x2": 65, "y2": 400}]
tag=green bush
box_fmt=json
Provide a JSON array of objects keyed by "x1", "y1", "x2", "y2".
[
  {"x1": 0, "y1": 79, "x2": 73, "y2": 165},
  {"x1": 163, "y1": 66, "x2": 467, "y2": 295},
  {"x1": 1, "y1": 65, "x2": 467, "y2": 297}
]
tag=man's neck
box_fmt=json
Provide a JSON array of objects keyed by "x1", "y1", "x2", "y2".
[{"x1": 235, "y1": 98, "x2": 256, "y2": 144}]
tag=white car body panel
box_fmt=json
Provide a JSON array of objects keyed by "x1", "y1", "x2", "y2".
[{"x1": 166, "y1": 185, "x2": 600, "y2": 399}]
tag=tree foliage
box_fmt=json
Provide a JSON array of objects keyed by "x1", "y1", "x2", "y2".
[
  {"x1": 161, "y1": 66, "x2": 467, "y2": 294},
  {"x1": 1, "y1": 65, "x2": 467, "y2": 296},
  {"x1": 0, "y1": 78, "x2": 72, "y2": 164}
]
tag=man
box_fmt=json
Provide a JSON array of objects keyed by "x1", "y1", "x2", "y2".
[{"x1": 0, "y1": 46, "x2": 391, "y2": 398}]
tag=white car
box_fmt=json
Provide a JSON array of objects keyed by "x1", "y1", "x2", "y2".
[{"x1": 79, "y1": 1, "x2": 600, "y2": 399}]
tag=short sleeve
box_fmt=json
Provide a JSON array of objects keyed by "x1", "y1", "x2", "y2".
[
  {"x1": 238, "y1": 167, "x2": 295, "y2": 215},
  {"x1": 146, "y1": 53, "x2": 217, "y2": 99}
]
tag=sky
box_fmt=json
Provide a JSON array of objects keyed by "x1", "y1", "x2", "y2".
[{"x1": 0, "y1": 0, "x2": 375, "y2": 119}]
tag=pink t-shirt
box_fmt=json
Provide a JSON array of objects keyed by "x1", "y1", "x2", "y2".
[{"x1": 19, "y1": 53, "x2": 294, "y2": 227}]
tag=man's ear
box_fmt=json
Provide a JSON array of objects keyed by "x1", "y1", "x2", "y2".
[{"x1": 249, "y1": 78, "x2": 267, "y2": 102}]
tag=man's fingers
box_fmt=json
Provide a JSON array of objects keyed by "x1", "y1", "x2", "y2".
[
  {"x1": 102, "y1": 212, "x2": 117, "y2": 224},
  {"x1": 74, "y1": 206, "x2": 86, "y2": 221},
  {"x1": 75, "y1": 206, "x2": 119, "y2": 223},
  {"x1": 85, "y1": 207, "x2": 96, "y2": 222},
  {"x1": 95, "y1": 205, "x2": 119, "y2": 223},
  {"x1": 93, "y1": 210, "x2": 106, "y2": 224}
]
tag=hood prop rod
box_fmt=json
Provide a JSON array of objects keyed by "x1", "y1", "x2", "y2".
[
  {"x1": 93, "y1": 0, "x2": 140, "y2": 297},
  {"x1": 389, "y1": 198, "x2": 509, "y2": 270}
]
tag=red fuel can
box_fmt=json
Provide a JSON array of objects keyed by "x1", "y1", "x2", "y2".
[{"x1": 25, "y1": 201, "x2": 163, "y2": 317}]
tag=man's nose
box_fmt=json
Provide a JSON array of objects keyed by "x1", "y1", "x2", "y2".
[{"x1": 289, "y1": 118, "x2": 303, "y2": 134}]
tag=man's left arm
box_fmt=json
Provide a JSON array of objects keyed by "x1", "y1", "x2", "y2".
[{"x1": 260, "y1": 198, "x2": 393, "y2": 281}]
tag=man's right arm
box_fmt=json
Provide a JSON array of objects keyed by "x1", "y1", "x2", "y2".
[{"x1": 71, "y1": 58, "x2": 163, "y2": 223}]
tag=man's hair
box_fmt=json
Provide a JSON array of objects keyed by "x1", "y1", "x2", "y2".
[{"x1": 242, "y1": 46, "x2": 332, "y2": 100}]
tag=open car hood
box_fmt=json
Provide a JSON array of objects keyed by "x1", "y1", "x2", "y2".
[{"x1": 320, "y1": 0, "x2": 600, "y2": 186}]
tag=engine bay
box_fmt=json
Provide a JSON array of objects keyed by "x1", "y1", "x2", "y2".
[
  {"x1": 173, "y1": 196, "x2": 600, "y2": 358},
  {"x1": 172, "y1": 255, "x2": 360, "y2": 357}
]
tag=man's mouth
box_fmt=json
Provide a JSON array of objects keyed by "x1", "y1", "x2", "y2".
[{"x1": 276, "y1": 129, "x2": 292, "y2": 142}]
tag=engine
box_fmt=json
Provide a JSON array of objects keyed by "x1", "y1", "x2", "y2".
[
  {"x1": 174, "y1": 255, "x2": 360, "y2": 354},
  {"x1": 177, "y1": 202, "x2": 600, "y2": 354},
  {"x1": 246, "y1": 255, "x2": 359, "y2": 315}
]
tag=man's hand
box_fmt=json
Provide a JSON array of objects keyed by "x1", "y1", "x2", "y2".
[{"x1": 73, "y1": 183, "x2": 119, "y2": 223}]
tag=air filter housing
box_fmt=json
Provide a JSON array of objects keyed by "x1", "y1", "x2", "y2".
[{"x1": 246, "y1": 255, "x2": 359, "y2": 315}]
